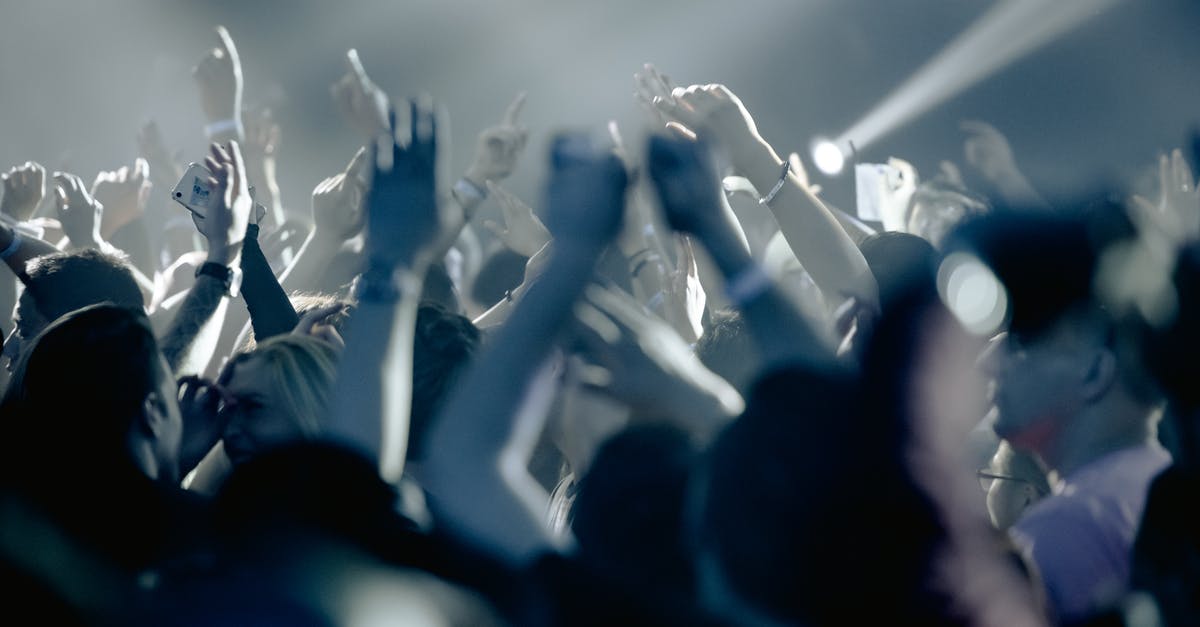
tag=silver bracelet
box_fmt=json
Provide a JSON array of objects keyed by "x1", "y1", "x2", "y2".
[{"x1": 759, "y1": 160, "x2": 792, "y2": 206}]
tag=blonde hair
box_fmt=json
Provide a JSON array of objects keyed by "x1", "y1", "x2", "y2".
[{"x1": 221, "y1": 335, "x2": 339, "y2": 437}]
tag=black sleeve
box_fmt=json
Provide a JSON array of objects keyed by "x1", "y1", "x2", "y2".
[{"x1": 240, "y1": 223, "x2": 298, "y2": 341}]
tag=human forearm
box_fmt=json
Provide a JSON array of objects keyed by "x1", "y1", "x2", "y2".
[
  {"x1": 160, "y1": 275, "x2": 229, "y2": 375},
  {"x1": 731, "y1": 138, "x2": 878, "y2": 308}
]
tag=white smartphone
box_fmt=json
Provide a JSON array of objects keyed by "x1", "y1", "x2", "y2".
[
  {"x1": 171, "y1": 163, "x2": 256, "y2": 221},
  {"x1": 170, "y1": 163, "x2": 217, "y2": 219}
]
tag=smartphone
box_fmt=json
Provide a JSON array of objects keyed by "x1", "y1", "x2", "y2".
[
  {"x1": 170, "y1": 163, "x2": 255, "y2": 221},
  {"x1": 171, "y1": 163, "x2": 216, "y2": 219}
]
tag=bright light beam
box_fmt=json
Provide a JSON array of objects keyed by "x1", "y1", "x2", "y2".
[{"x1": 835, "y1": 0, "x2": 1127, "y2": 153}]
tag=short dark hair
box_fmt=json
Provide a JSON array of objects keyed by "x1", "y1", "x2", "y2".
[
  {"x1": 1, "y1": 304, "x2": 161, "y2": 471},
  {"x1": 407, "y1": 303, "x2": 481, "y2": 461},
  {"x1": 695, "y1": 309, "x2": 759, "y2": 395},
  {"x1": 23, "y1": 249, "x2": 144, "y2": 322}
]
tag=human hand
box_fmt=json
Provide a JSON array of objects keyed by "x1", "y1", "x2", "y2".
[
  {"x1": 137, "y1": 120, "x2": 184, "y2": 190},
  {"x1": 177, "y1": 375, "x2": 233, "y2": 474},
  {"x1": 641, "y1": 70, "x2": 762, "y2": 158},
  {"x1": 1130, "y1": 148, "x2": 1200, "y2": 244},
  {"x1": 195, "y1": 142, "x2": 253, "y2": 265},
  {"x1": 961, "y1": 121, "x2": 1021, "y2": 184},
  {"x1": 192, "y1": 26, "x2": 243, "y2": 124},
  {"x1": 482, "y1": 181, "x2": 550, "y2": 257},
  {"x1": 572, "y1": 284, "x2": 742, "y2": 421},
  {"x1": 242, "y1": 107, "x2": 281, "y2": 159},
  {"x1": 659, "y1": 235, "x2": 707, "y2": 343},
  {"x1": 633, "y1": 63, "x2": 678, "y2": 126},
  {"x1": 311, "y1": 172, "x2": 365, "y2": 241},
  {"x1": 646, "y1": 134, "x2": 727, "y2": 238},
  {"x1": 292, "y1": 303, "x2": 346, "y2": 351},
  {"x1": 464, "y1": 93, "x2": 529, "y2": 187},
  {"x1": 52, "y1": 172, "x2": 103, "y2": 249},
  {"x1": 91, "y1": 158, "x2": 152, "y2": 239},
  {"x1": 331, "y1": 49, "x2": 391, "y2": 141},
  {"x1": 541, "y1": 133, "x2": 628, "y2": 249},
  {"x1": 1, "y1": 161, "x2": 46, "y2": 222},
  {"x1": 364, "y1": 99, "x2": 450, "y2": 269}
]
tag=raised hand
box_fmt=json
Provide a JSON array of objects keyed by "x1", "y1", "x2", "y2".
[
  {"x1": 364, "y1": 99, "x2": 451, "y2": 269},
  {"x1": 961, "y1": 120, "x2": 1021, "y2": 183},
  {"x1": 195, "y1": 142, "x2": 253, "y2": 264},
  {"x1": 573, "y1": 283, "x2": 742, "y2": 423},
  {"x1": 646, "y1": 134, "x2": 727, "y2": 238},
  {"x1": 311, "y1": 172, "x2": 365, "y2": 240},
  {"x1": 91, "y1": 158, "x2": 152, "y2": 240},
  {"x1": 192, "y1": 26, "x2": 243, "y2": 125},
  {"x1": 137, "y1": 120, "x2": 183, "y2": 190},
  {"x1": 1, "y1": 161, "x2": 47, "y2": 222},
  {"x1": 331, "y1": 49, "x2": 391, "y2": 141},
  {"x1": 1131, "y1": 148, "x2": 1200, "y2": 243},
  {"x1": 644, "y1": 77, "x2": 762, "y2": 157},
  {"x1": 52, "y1": 172, "x2": 103, "y2": 248},
  {"x1": 633, "y1": 63, "x2": 678, "y2": 126},
  {"x1": 482, "y1": 181, "x2": 549, "y2": 257},
  {"x1": 660, "y1": 235, "x2": 707, "y2": 343},
  {"x1": 541, "y1": 133, "x2": 628, "y2": 249},
  {"x1": 464, "y1": 93, "x2": 529, "y2": 187}
]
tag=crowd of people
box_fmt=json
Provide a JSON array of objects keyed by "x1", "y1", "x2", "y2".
[{"x1": 1, "y1": 24, "x2": 1199, "y2": 626}]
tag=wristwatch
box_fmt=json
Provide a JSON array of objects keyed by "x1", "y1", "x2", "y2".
[{"x1": 195, "y1": 261, "x2": 243, "y2": 298}]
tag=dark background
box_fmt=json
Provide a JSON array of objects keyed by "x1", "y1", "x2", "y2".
[{"x1": 1, "y1": 0, "x2": 1197, "y2": 216}]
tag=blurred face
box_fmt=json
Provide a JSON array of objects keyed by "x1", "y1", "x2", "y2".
[
  {"x1": 979, "y1": 322, "x2": 1092, "y2": 454},
  {"x1": 983, "y1": 447, "x2": 1045, "y2": 529},
  {"x1": 221, "y1": 355, "x2": 302, "y2": 465},
  {"x1": 906, "y1": 194, "x2": 970, "y2": 249}
]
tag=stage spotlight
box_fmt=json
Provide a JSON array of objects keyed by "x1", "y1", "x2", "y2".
[
  {"x1": 832, "y1": 0, "x2": 1127, "y2": 153},
  {"x1": 811, "y1": 139, "x2": 846, "y2": 176}
]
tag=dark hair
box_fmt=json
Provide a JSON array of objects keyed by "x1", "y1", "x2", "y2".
[
  {"x1": 859, "y1": 231, "x2": 940, "y2": 313},
  {"x1": 470, "y1": 249, "x2": 528, "y2": 308},
  {"x1": 572, "y1": 423, "x2": 699, "y2": 605},
  {"x1": 694, "y1": 309, "x2": 759, "y2": 395},
  {"x1": 1, "y1": 304, "x2": 161, "y2": 473},
  {"x1": 23, "y1": 249, "x2": 144, "y2": 323},
  {"x1": 407, "y1": 303, "x2": 481, "y2": 461}
]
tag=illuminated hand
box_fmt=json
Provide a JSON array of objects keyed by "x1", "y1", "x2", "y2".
[
  {"x1": 52, "y1": 172, "x2": 103, "y2": 248},
  {"x1": 660, "y1": 235, "x2": 707, "y2": 343},
  {"x1": 1130, "y1": 148, "x2": 1200, "y2": 243},
  {"x1": 364, "y1": 99, "x2": 451, "y2": 269},
  {"x1": 633, "y1": 63, "x2": 678, "y2": 126},
  {"x1": 192, "y1": 26, "x2": 243, "y2": 123},
  {"x1": 331, "y1": 49, "x2": 391, "y2": 141},
  {"x1": 195, "y1": 142, "x2": 253, "y2": 265},
  {"x1": 464, "y1": 93, "x2": 529, "y2": 187},
  {"x1": 137, "y1": 120, "x2": 183, "y2": 189},
  {"x1": 482, "y1": 181, "x2": 549, "y2": 257},
  {"x1": 0, "y1": 161, "x2": 46, "y2": 222},
  {"x1": 311, "y1": 146, "x2": 369, "y2": 241},
  {"x1": 640, "y1": 69, "x2": 762, "y2": 155},
  {"x1": 91, "y1": 158, "x2": 152, "y2": 239},
  {"x1": 573, "y1": 283, "x2": 742, "y2": 420},
  {"x1": 961, "y1": 121, "x2": 1021, "y2": 184}
]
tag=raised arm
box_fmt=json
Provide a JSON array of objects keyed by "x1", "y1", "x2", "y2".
[
  {"x1": 421, "y1": 133, "x2": 629, "y2": 565},
  {"x1": 159, "y1": 142, "x2": 253, "y2": 374},
  {"x1": 647, "y1": 135, "x2": 837, "y2": 371},
  {"x1": 327, "y1": 99, "x2": 452, "y2": 484},
  {"x1": 643, "y1": 71, "x2": 878, "y2": 312}
]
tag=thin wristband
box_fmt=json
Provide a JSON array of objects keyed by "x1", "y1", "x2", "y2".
[
  {"x1": 759, "y1": 160, "x2": 792, "y2": 206},
  {"x1": 724, "y1": 264, "x2": 772, "y2": 306},
  {"x1": 0, "y1": 232, "x2": 23, "y2": 261},
  {"x1": 205, "y1": 118, "x2": 244, "y2": 139}
]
